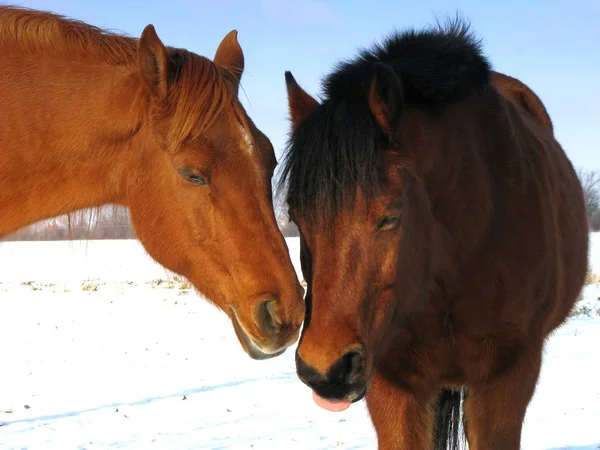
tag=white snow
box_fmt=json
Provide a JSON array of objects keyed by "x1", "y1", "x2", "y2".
[{"x1": 0, "y1": 235, "x2": 599, "y2": 449}]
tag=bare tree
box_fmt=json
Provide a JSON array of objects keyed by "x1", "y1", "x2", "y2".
[
  {"x1": 3, "y1": 204, "x2": 136, "y2": 241},
  {"x1": 576, "y1": 168, "x2": 600, "y2": 221},
  {"x1": 591, "y1": 210, "x2": 600, "y2": 232}
]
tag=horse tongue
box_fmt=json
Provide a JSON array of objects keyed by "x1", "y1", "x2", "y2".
[{"x1": 312, "y1": 390, "x2": 352, "y2": 412}]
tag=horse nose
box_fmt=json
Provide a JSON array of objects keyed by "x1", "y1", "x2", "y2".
[
  {"x1": 296, "y1": 352, "x2": 326, "y2": 386},
  {"x1": 296, "y1": 346, "x2": 367, "y2": 400},
  {"x1": 253, "y1": 292, "x2": 304, "y2": 339},
  {"x1": 254, "y1": 295, "x2": 282, "y2": 338},
  {"x1": 328, "y1": 348, "x2": 366, "y2": 385}
]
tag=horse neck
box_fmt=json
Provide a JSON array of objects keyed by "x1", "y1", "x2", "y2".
[{"x1": 0, "y1": 59, "x2": 146, "y2": 238}]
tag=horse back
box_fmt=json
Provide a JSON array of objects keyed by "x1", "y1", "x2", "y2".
[{"x1": 457, "y1": 85, "x2": 588, "y2": 340}]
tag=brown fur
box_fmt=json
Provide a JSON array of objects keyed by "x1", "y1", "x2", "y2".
[
  {"x1": 281, "y1": 25, "x2": 588, "y2": 449},
  {"x1": 492, "y1": 71, "x2": 554, "y2": 133},
  {"x1": 0, "y1": 5, "x2": 305, "y2": 361}
]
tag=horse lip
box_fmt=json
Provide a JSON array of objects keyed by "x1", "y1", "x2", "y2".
[
  {"x1": 309, "y1": 381, "x2": 367, "y2": 404},
  {"x1": 229, "y1": 307, "x2": 286, "y2": 360}
]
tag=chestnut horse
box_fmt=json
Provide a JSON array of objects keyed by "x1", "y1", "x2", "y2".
[
  {"x1": 0, "y1": 6, "x2": 305, "y2": 360},
  {"x1": 279, "y1": 21, "x2": 588, "y2": 449}
]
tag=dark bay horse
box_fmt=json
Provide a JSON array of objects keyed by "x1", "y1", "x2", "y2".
[
  {"x1": 0, "y1": 5, "x2": 304, "y2": 360},
  {"x1": 279, "y1": 21, "x2": 588, "y2": 449},
  {"x1": 492, "y1": 71, "x2": 554, "y2": 133}
]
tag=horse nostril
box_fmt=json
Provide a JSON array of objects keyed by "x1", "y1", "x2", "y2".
[
  {"x1": 256, "y1": 297, "x2": 281, "y2": 336},
  {"x1": 296, "y1": 348, "x2": 367, "y2": 401},
  {"x1": 328, "y1": 349, "x2": 366, "y2": 385}
]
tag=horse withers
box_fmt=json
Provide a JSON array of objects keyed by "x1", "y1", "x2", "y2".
[
  {"x1": 0, "y1": 6, "x2": 304, "y2": 361},
  {"x1": 280, "y1": 20, "x2": 588, "y2": 449}
]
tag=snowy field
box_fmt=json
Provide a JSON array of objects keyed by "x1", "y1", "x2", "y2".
[{"x1": 0, "y1": 235, "x2": 599, "y2": 450}]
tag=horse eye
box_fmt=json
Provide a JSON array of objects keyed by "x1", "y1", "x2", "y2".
[
  {"x1": 177, "y1": 168, "x2": 207, "y2": 186},
  {"x1": 188, "y1": 174, "x2": 206, "y2": 185},
  {"x1": 376, "y1": 214, "x2": 401, "y2": 232}
]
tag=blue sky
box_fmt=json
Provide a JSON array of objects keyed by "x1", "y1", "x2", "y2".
[{"x1": 10, "y1": 0, "x2": 600, "y2": 170}]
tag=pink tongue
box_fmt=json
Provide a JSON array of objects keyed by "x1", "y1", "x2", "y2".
[{"x1": 312, "y1": 390, "x2": 352, "y2": 412}]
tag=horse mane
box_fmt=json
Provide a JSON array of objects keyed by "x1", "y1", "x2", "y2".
[
  {"x1": 166, "y1": 53, "x2": 235, "y2": 146},
  {"x1": 0, "y1": 5, "x2": 238, "y2": 146},
  {"x1": 278, "y1": 18, "x2": 492, "y2": 223},
  {"x1": 0, "y1": 5, "x2": 138, "y2": 65}
]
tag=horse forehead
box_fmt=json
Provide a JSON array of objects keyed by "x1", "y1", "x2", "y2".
[
  {"x1": 226, "y1": 120, "x2": 270, "y2": 179},
  {"x1": 237, "y1": 122, "x2": 257, "y2": 157},
  {"x1": 238, "y1": 123, "x2": 256, "y2": 156}
]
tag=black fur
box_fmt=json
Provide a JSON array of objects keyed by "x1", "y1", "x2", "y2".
[
  {"x1": 278, "y1": 18, "x2": 491, "y2": 223},
  {"x1": 280, "y1": 98, "x2": 387, "y2": 223},
  {"x1": 323, "y1": 18, "x2": 490, "y2": 106},
  {"x1": 433, "y1": 388, "x2": 467, "y2": 450}
]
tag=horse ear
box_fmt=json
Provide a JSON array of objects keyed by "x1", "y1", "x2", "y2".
[
  {"x1": 285, "y1": 71, "x2": 320, "y2": 131},
  {"x1": 137, "y1": 24, "x2": 170, "y2": 100},
  {"x1": 214, "y1": 30, "x2": 244, "y2": 85},
  {"x1": 368, "y1": 62, "x2": 404, "y2": 135}
]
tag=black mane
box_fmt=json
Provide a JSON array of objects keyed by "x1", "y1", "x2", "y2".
[{"x1": 278, "y1": 18, "x2": 491, "y2": 223}]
